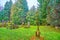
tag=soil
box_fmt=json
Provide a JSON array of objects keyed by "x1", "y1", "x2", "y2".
[{"x1": 30, "y1": 36, "x2": 44, "y2": 40}]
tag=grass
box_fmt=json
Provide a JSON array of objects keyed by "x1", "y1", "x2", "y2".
[{"x1": 0, "y1": 26, "x2": 60, "y2": 40}]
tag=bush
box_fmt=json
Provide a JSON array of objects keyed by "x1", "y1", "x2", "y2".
[
  {"x1": 0, "y1": 22, "x2": 7, "y2": 27},
  {"x1": 6, "y1": 22, "x2": 19, "y2": 29}
]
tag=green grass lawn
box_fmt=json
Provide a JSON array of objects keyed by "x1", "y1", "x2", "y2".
[{"x1": 0, "y1": 26, "x2": 60, "y2": 40}]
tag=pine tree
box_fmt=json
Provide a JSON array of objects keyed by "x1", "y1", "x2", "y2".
[
  {"x1": 26, "y1": 5, "x2": 36, "y2": 25},
  {"x1": 3, "y1": 0, "x2": 12, "y2": 21},
  {"x1": 11, "y1": 0, "x2": 28, "y2": 24},
  {"x1": 47, "y1": 0, "x2": 60, "y2": 27},
  {"x1": 37, "y1": 0, "x2": 50, "y2": 25}
]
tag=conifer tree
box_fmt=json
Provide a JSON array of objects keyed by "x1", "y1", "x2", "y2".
[
  {"x1": 38, "y1": 0, "x2": 50, "y2": 25},
  {"x1": 47, "y1": 0, "x2": 60, "y2": 27},
  {"x1": 26, "y1": 5, "x2": 36, "y2": 25},
  {"x1": 11, "y1": 0, "x2": 28, "y2": 24},
  {"x1": 3, "y1": 0, "x2": 12, "y2": 21}
]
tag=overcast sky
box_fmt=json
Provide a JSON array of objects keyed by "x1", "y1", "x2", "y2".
[
  {"x1": 0, "y1": 0, "x2": 38, "y2": 9},
  {"x1": 27, "y1": 0, "x2": 38, "y2": 9}
]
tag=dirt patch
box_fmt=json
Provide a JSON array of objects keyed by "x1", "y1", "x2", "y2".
[{"x1": 30, "y1": 36, "x2": 44, "y2": 40}]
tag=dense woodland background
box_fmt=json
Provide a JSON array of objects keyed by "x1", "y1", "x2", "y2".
[{"x1": 0, "y1": 0, "x2": 60, "y2": 28}]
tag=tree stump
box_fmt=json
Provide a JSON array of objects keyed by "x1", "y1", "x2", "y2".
[
  {"x1": 21, "y1": 22, "x2": 24, "y2": 27},
  {"x1": 30, "y1": 30, "x2": 44, "y2": 40},
  {"x1": 27, "y1": 22, "x2": 30, "y2": 27},
  {"x1": 36, "y1": 30, "x2": 40, "y2": 38}
]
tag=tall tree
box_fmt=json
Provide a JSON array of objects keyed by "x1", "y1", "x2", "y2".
[
  {"x1": 38, "y1": 0, "x2": 50, "y2": 25},
  {"x1": 47, "y1": 0, "x2": 60, "y2": 27},
  {"x1": 3, "y1": 0, "x2": 12, "y2": 21},
  {"x1": 0, "y1": 10, "x2": 3, "y2": 22},
  {"x1": 11, "y1": 0, "x2": 28, "y2": 24},
  {"x1": 26, "y1": 5, "x2": 36, "y2": 25}
]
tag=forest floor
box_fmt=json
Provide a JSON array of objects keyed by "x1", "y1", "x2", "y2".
[{"x1": 0, "y1": 26, "x2": 60, "y2": 40}]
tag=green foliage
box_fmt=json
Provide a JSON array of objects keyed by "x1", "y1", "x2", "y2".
[
  {"x1": 0, "y1": 0, "x2": 12, "y2": 22},
  {"x1": 6, "y1": 22, "x2": 19, "y2": 29},
  {"x1": 4, "y1": 0, "x2": 12, "y2": 21},
  {"x1": 11, "y1": 0, "x2": 28, "y2": 24},
  {"x1": 26, "y1": 6, "x2": 36, "y2": 25},
  {"x1": 0, "y1": 10, "x2": 3, "y2": 22},
  {"x1": 47, "y1": 0, "x2": 60, "y2": 26},
  {"x1": 38, "y1": 0, "x2": 60, "y2": 26},
  {"x1": 37, "y1": 0, "x2": 50, "y2": 25},
  {"x1": 0, "y1": 22, "x2": 7, "y2": 27}
]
